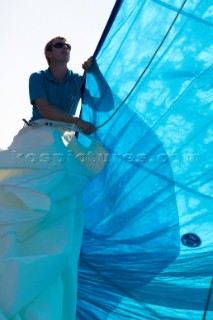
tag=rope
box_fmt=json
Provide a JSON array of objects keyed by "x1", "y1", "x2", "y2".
[
  {"x1": 96, "y1": 0, "x2": 188, "y2": 130},
  {"x1": 69, "y1": 0, "x2": 187, "y2": 129},
  {"x1": 202, "y1": 276, "x2": 213, "y2": 320}
]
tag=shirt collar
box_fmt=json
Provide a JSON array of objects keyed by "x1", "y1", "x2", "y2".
[{"x1": 44, "y1": 68, "x2": 70, "y2": 83}]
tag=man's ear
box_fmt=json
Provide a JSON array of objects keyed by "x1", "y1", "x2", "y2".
[{"x1": 45, "y1": 51, "x2": 52, "y2": 59}]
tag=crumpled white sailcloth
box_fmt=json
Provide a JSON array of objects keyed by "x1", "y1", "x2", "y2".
[{"x1": 0, "y1": 121, "x2": 107, "y2": 320}]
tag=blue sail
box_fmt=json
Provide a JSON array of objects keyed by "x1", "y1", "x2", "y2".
[{"x1": 78, "y1": 0, "x2": 213, "y2": 319}]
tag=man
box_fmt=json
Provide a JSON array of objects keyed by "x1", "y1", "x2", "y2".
[
  {"x1": 29, "y1": 36, "x2": 96, "y2": 135},
  {"x1": 0, "y1": 36, "x2": 111, "y2": 320}
]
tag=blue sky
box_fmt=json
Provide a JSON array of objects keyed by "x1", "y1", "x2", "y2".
[{"x1": 0, "y1": 0, "x2": 115, "y2": 148}]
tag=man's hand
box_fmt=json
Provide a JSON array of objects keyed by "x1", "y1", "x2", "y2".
[
  {"x1": 76, "y1": 118, "x2": 96, "y2": 135},
  {"x1": 82, "y1": 56, "x2": 94, "y2": 71}
]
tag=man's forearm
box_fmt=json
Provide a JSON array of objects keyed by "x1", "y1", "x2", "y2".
[
  {"x1": 35, "y1": 100, "x2": 96, "y2": 134},
  {"x1": 36, "y1": 101, "x2": 78, "y2": 124}
]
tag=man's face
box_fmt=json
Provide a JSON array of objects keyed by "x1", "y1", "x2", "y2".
[{"x1": 48, "y1": 39, "x2": 71, "y2": 64}]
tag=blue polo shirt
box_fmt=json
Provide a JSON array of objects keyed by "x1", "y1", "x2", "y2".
[{"x1": 29, "y1": 68, "x2": 83, "y2": 121}]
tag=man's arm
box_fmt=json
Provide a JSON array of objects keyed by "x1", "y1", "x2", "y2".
[
  {"x1": 34, "y1": 98, "x2": 96, "y2": 135},
  {"x1": 83, "y1": 58, "x2": 114, "y2": 111}
]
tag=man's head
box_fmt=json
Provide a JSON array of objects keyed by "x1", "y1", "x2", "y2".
[{"x1": 44, "y1": 36, "x2": 71, "y2": 66}]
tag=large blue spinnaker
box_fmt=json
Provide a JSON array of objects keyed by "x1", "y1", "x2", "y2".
[{"x1": 78, "y1": 0, "x2": 213, "y2": 319}]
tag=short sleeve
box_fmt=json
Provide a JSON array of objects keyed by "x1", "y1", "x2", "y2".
[{"x1": 29, "y1": 72, "x2": 47, "y2": 105}]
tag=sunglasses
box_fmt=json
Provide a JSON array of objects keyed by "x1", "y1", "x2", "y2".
[{"x1": 52, "y1": 42, "x2": 71, "y2": 50}]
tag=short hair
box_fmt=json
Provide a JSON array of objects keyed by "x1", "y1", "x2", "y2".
[{"x1": 44, "y1": 36, "x2": 68, "y2": 66}]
